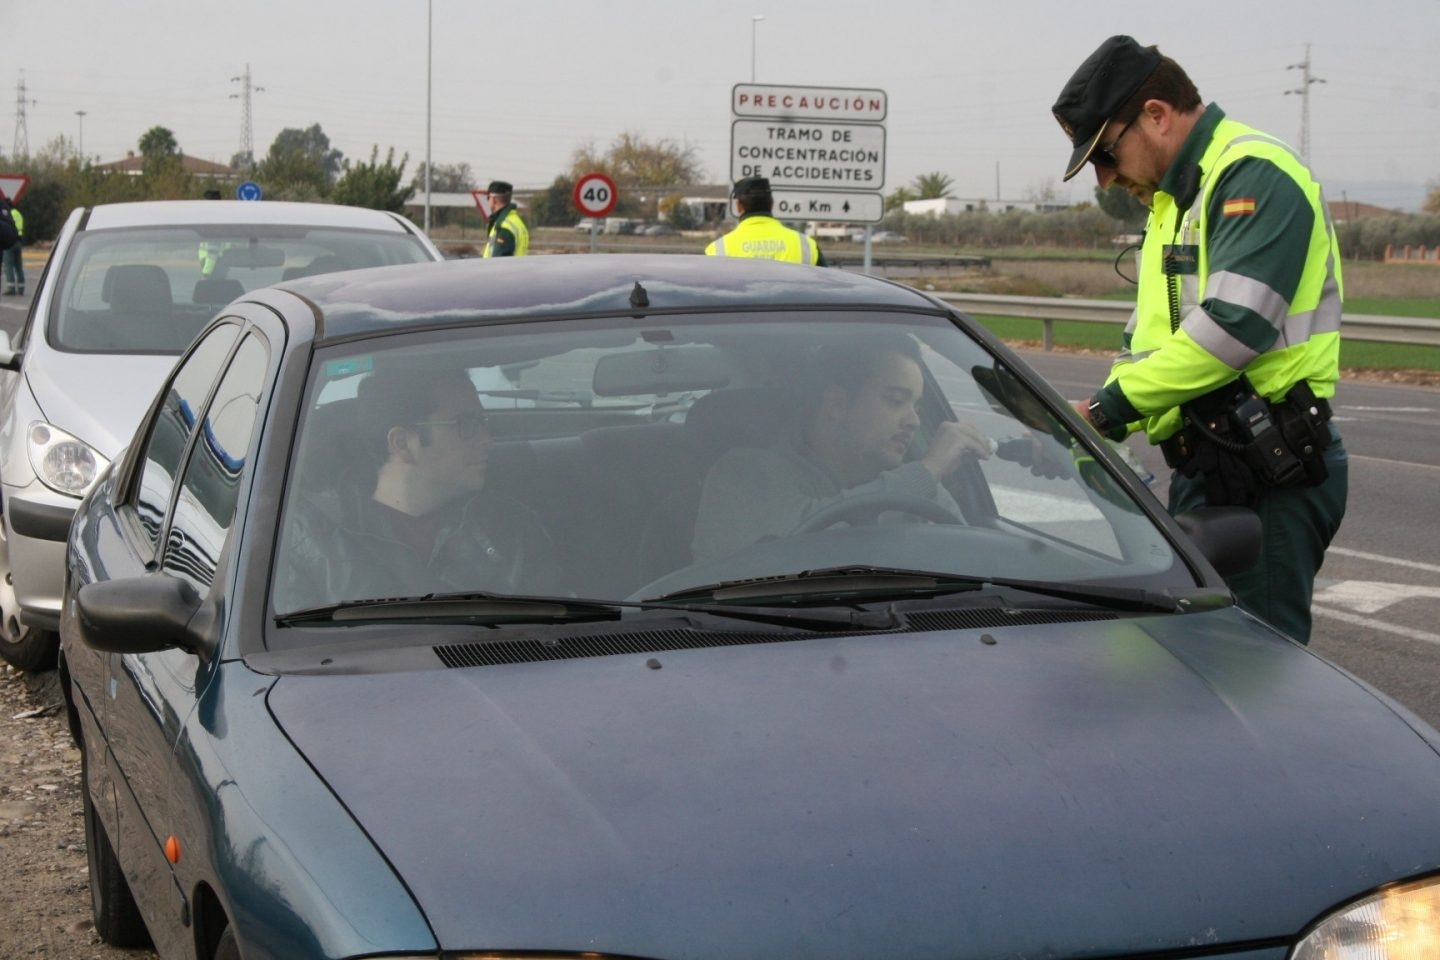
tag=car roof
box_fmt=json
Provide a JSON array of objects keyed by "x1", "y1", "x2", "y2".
[
  {"x1": 79, "y1": 199, "x2": 416, "y2": 232},
  {"x1": 279, "y1": 255, "x2": 946, "y2": 343}
]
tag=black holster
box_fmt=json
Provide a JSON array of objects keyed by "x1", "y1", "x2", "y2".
[{"x1": 1160, "y1": 376, "x2": 1333, "y2": 507}]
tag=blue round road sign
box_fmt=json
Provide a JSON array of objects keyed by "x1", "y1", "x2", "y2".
[{"x1": 236, "y1": 180, "x2": 263, "y2": 201}]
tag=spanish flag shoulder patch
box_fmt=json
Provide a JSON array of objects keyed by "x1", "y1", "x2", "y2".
[{"x1": 1222, "y1": 197, "x2": 1257, "y2": 217}]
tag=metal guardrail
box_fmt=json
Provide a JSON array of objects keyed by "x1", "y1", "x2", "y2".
[
  {"x1": 827, "y1": 253, "x2": 992, "y2": 270},
  {"x1": 932, "y1": 293, "x2": 1440, "y2": 349},
  {"x1": 515, "y1": 238, "x2": 1437, "y2": 348}
]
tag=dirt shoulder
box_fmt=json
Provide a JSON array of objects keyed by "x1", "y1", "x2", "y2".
[{"x1": 0, "y1": 666, "x2": 155, "y2": 959}]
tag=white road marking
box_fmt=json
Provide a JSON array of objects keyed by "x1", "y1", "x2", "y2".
[
  {"x1": 991, "y1": 486, "x2": 1103, "y2": 523},
  {"x1": 1328, "y1": 547, "x2": 1440, "y2": 575},
  {"x1": 1311, "y1": 580, "x2": 1440, "y2": 614},
  {"x1": 1345, "y1": 453, "x2": 1440, "y2": 471},
  {"x1": 1341, "y1": 406, "x2": 1436, "y2": 413},
  {"x1": 1313, "y1": 604, "x2": 1440, "y2": 646}
]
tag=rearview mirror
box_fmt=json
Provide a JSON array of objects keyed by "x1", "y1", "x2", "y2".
[
  {"x1": 972, "y1": 363, "x2": 1065, "y2": 439},
  {"x1": 593, "y1": 345, "x2": 733, "y2": 396},
  {"x1": 217, "y1": 243, "x2": 287, "y2": 270}
]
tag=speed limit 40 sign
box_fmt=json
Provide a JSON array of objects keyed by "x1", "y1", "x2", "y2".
[{"x1": 573, "y1": 171, "x2": 618, "y2": 219}]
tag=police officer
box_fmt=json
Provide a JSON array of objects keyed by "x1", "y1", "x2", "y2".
[
  {"x1": 2, "y1": 200, "x2": 23, "y2": 296},
  {"x1": 483, "y1": 180, "x2": 529, "y2": 258},
  {"x1": 1052, "y1": 36, "x2": 1347, "y2": 643},
  {"x1": 705, "y1": 177, "x2": 825, "y2": 265}
]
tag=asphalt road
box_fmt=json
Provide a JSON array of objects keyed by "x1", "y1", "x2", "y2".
[{"x1": 4, "y1": 289, "x2": 1438, "y2": 730}]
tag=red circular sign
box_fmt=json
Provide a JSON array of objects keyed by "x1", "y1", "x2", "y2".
[{"x1": 572, "y1": 172, "x2": 619, "y2": 218}]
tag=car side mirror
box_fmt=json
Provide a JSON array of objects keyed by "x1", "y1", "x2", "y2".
[
  {"x1": 1174, "y1": 506, "x2": 1263, "y2": 578},
  {"x1": 0, "y1": 330, "x2": 20, "y2": 372},
  {"x1": 74, "y1": 574, "x2": 212, "y2": 657}
]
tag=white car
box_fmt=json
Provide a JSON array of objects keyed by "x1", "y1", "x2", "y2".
[{"x1": 0, "y1": 199, "x2": 441, "y2": 670}]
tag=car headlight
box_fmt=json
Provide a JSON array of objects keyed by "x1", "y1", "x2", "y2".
[
  {"x1": 1292, "y1": 875, "x2": 1440, "y2": 959},
  {"x1": 26, "y1": 422, "x2": 108, "y2": 498}
]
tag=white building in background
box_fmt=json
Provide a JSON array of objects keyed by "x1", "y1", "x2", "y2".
[{"x1": 903, "y1": 197, "x2": 1070, "y2": 215}]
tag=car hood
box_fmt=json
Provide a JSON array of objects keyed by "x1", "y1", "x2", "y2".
[
  {"x1": 27, "y1": 350, "x2": 178, "y2": 458},
  {"x1": 268, "y1": 611, "x2": 1440, "y2": 959}
]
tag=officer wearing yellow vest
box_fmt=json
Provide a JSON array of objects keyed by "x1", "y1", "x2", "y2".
[
  {"x1": 705, "y1": 177, "x2": 825, "y2": 265},
  {"x1": 1053, "y1": 36, "x2": 1346, "y2": 643},
  {"x1": 2, "y1": 195, "x2": 25, "y2": 296},
  {"x1": 483, "y1": 180, "x2": 529, "y2": 258}
]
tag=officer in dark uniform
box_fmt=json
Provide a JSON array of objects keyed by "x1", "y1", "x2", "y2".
[
  {"x1": 1051, "y1": 36, "x2": 1347, "y2": 643},
  {"x1": 483, "y1": 180, "x2": 530, "y2": 258}
]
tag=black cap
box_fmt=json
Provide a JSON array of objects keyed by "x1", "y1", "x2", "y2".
[
  {"x1": 731, "y1": 176, "x2": 771, "y2": 198},
  {"x1": 486, "y1": 180, "x2": 513, "y2": 194},
  {"x1": 1052, "y1": 35, "x2": 1161, "y2": 181}
]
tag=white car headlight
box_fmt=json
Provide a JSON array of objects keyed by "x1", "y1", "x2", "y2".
[
  {"x1": 26, "y1": 422, "x2": 109, "y2": 498},
  {"x1": 1292, "y1": 875, "x2": 1440, "y2": 959}
]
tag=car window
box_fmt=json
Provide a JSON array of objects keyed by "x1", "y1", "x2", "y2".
[
  {"x1": 49, "y1": 225, "x2": 433, "y2": 355},
  {"x1": 132, "y1": 325, "x2": 241, "y2": 548},
  {"x1": 163, "y1": 334, "x2": 269, "y2": 592},
  {"x1": 919, "y1": 342, "x2": 1132, "y2": 558},
  {"x1": 271, "y1": 313, "x2": 1185, "y2": 628}
]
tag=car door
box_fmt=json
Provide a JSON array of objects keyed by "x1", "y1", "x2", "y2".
[{"x1": 99, "y1": 319, "x2": 274, "y2": 954}]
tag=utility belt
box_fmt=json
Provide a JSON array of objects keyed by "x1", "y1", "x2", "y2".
[{"x1": 1160, "y1": 375, "x2": 1334, "y2": 507}]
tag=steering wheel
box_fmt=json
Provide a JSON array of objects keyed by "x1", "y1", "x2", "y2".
[{"x1": 794, "y1": 492, "x2": 962, "y2": 534}]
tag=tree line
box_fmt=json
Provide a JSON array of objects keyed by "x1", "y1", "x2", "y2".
[{"x1": 3, "y1": 125, "x2": 714, "y2": 242}]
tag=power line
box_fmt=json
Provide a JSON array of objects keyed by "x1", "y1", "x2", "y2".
[{"x1": 1284, "y1": 44, "x2": 1326, "y2": 161}]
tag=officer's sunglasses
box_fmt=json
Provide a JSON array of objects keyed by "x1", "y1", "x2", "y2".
[
  {"x1": 1092, "y1": 114, "x2": 1137, "y2": 169},
  {"x1": 414, "y1": 411, "x2": 490, "y2": 439}
]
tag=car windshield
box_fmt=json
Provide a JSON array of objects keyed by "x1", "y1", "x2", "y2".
[
  {"x1": 270, "y1": 312, "x2": 1188, "y2": 630},
  {"x1": 49, "y1": 225, "x2": 433, "y2": 354}
]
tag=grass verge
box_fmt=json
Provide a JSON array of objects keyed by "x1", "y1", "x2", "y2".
[{"x1": 972, "y1": 315, "x2": 1440, "y2": 376}]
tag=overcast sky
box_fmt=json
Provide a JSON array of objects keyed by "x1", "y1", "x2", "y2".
[{"x1": 5, "y1": 0, "x2": 1438, "y2": 210}]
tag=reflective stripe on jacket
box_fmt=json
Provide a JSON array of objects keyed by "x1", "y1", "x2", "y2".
[
  {"x1": 705, "y1": 214, "x2": 819, "y2": 264},
  {"x1": 1099, "y1": 106, "x2": 1343, "y2": 442}
]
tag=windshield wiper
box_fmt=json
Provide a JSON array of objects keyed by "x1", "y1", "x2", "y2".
[
  {"x1": 644, "y1": 565, "x2": 1201, "y2": 615},
  {"x1": 275, "y1": 590, "x2": 896, "y2": 632},
  {"x1": 275, "y1": 593, "x2": 625, "y2": 626}
]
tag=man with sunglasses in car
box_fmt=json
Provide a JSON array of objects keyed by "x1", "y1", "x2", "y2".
[
  {"x1": 1053, "y1": 36, "x2": 1347, "y2": 643},
  {"x1": 278, "y1": 365, "x2": 562, "y2": 609}
]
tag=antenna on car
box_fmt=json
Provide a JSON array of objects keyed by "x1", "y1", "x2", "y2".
[{"x1": 629, "y1": 281, "x2": 649, "y2": 310}]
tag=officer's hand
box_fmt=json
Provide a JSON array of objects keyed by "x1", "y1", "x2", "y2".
[
  {"x1": 922, "y1": 421, "x2": 993, "y2": 480},
  {"x1": 996, "y1": 434, "x2": 1072, "y2": 479}
]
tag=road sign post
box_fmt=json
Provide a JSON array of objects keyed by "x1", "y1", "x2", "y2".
[
  {"x1": 729, "y1": 83, "x2": 887, "y2": 271},
  {"x1": 573, "y1": 172, "x2": 619, "y2": 254}
]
